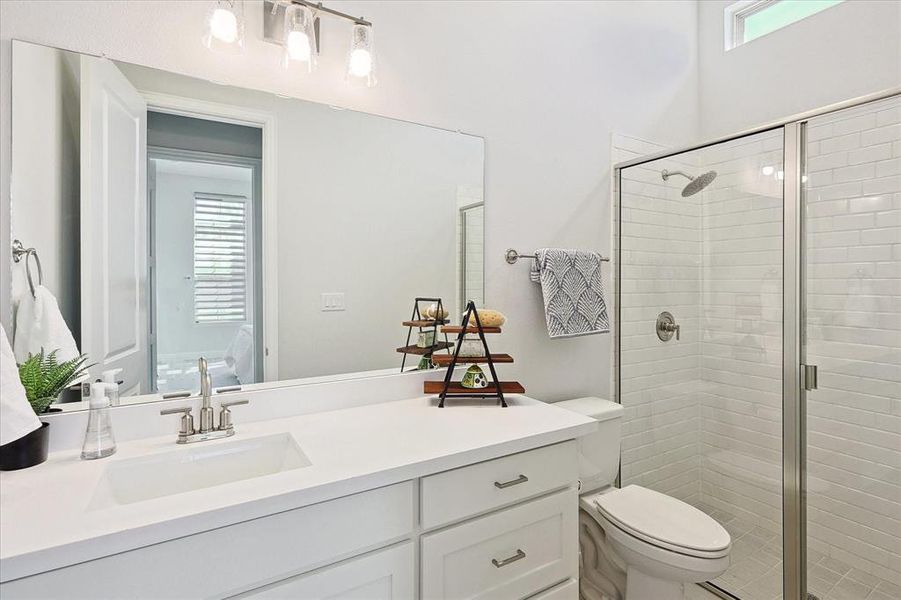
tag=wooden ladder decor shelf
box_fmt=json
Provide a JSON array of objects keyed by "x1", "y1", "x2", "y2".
[
  {"x1": 429, "y1": 300, "x2": 524, "y2": 408},
  {"x1": 397, "y1": 297, "x2": 451, "y2": 372}
]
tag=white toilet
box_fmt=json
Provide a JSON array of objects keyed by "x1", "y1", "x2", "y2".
[{"x1": 556, "y1": 397, "x2": 732, "y2": 600}]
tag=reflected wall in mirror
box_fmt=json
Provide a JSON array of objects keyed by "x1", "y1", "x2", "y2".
[{"x1": 9, "y1": 40, "x2": 484, "y2": 410}]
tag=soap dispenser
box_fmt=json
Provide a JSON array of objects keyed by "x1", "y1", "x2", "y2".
[
  {"x1": 101, "y1": 368, "x2": 123, "y2": 406},
  {"x1": 81, "y1": 383, "x2": 117, "y2": 460}
]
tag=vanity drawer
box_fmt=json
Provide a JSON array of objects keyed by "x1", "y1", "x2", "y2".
[
  {"x1": 236, "y1": 542, "x2": 414, "y2": 599},
  {"x1": 420, "y1": 487, "x2": 578, "y2": 600},
  {"x1": 0, "y1": 482, "x2": 414, "y2": 599},
  {"x1": 420, "y1": 441, "x2": 577, "y2": 529},
  {"x1": 527, "y1": 579, "x2": 578, "y2": 600}
]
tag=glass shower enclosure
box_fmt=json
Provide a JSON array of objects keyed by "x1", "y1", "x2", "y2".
[{"x1": 614, "y1": 91, "x2": 900, "y2": 600}]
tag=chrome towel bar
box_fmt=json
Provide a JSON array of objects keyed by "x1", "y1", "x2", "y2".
[{"x1": 505, "y1": 248, "x2": 611, "y2": 265}]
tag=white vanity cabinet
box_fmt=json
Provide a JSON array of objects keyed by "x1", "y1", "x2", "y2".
[
  {"x1": 419, "y1": 441, "x2": 579, "y2": 600},
  {"x1": 0, "y1": 441, "x2": 579, "y2": 600},
  {"x1": 0, "y1": 482, "x2": 417, "y2": 599}
]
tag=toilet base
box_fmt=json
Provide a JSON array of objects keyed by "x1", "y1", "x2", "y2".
[{"x1": 625, "y1": 566, "x2": 685, "y2": 600}]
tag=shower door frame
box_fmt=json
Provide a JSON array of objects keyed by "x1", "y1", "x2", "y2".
[{"x1": 612, "y1": 86, "x2": 901, "y2": 600}]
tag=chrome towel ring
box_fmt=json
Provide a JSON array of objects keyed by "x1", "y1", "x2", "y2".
[{"x1": 11, "y1": 239, "x2": 43, "y2": 299}]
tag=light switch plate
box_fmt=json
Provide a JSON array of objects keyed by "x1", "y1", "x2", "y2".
[{"x1": 321, "y1": 293, "x2": 346, "y2": 312}]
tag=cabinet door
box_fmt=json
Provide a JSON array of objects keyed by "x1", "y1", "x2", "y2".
[
  {"x1": 239, "y1": 543, "x2": 414, "y2": 600},
  {"x1": 421, "y1": 488, "x2": 577, "y2": 600}
]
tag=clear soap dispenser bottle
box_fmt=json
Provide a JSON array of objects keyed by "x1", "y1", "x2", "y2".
[
  {"x1": 81, "y1": 382, "x2": 117, "y2": 460},
  {"x1": 101, "y1": 368, "x2": 123, "y2": 406}
]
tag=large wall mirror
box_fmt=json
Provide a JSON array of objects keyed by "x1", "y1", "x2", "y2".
[{"x1": 8, "y1": 39, "x2": 484, "y2": 410}]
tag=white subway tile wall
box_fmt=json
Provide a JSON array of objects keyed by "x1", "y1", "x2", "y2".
[
  {"x1": 696, "y1": 130, "x2": 785, "y2": 539},
  {"x1": 615, "y1": 133, "x2": 704, "y2": 505},
  {"x1": 696, "y1": 131, "x2": 786, "y2": 599},
  {"x1": 463, "y1": 205, "x2": 485, "y2": 307},
  {"x1": 804, "y1": 95, "x2": 901, "y2": 589}
]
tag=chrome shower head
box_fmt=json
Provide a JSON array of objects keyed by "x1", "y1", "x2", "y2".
[{"x1": 661, "y1": 169, "x2": 718, "y2": 197}]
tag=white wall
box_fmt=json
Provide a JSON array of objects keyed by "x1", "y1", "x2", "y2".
[
  {"x1": 0, "y1": 0, "x2": 700, "y2": 401},
  {"x1": 9, "y1": 42, "x2": 80, "y2": 342},
  {"x1": 698, "y1": 0, "x2": 901, "y2": 138}
]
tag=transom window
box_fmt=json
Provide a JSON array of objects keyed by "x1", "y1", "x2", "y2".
[{"x1": 725, "y1": 0, "x2": 844, "y2": 50}]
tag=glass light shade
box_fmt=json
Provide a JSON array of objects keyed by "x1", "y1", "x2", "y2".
[
  {"x1": 283, "y1": 4, "x2": 316, "y2": 71},
  {"x1": 203, "y1": 0, "x2": 245, "y2": 53},
  {"x1": 346, "y1": 23, "x2": 376, "y2": 87}
]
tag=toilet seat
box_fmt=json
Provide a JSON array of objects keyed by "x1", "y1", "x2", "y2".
[{"x1": 582, "y1": 485, "x2": 731, "y2": 559}]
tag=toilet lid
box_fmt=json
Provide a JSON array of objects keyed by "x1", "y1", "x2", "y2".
[{"x1": 593, "y1": 485, "x2": 731, "y2": 557}]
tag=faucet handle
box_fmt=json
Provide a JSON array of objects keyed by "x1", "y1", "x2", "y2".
[
  {"x1": 218, "y1": 399, "x2": 249, "y2": 432},
  {"x1": 160, "y1": 406, "x2": 195, "y2": 441}
]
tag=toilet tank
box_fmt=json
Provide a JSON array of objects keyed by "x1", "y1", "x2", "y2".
[{"x1": 554, "y1": 397, "x2": 623, "y2": 492}]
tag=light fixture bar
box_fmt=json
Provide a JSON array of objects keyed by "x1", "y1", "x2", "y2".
[
  {"x1": 263, "y1": 0, "x2": 370, "y2": 48},
  {"x1": 288, "y1": 0, "x2": 370, "y2": 26}
]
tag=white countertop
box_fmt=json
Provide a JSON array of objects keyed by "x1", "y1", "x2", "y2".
[{"x1": 0, "y1": 395, "x2": 595, "y2": 583}]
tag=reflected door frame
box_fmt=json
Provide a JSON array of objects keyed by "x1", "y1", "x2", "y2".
[
  {"x1": 458, "y1": 201, "x2": 484, "y2": 311},
  {"x1": 147, "y1": 146, "x2": 263, "y2": 391},
  {"x1": 141, "y1": 91, "x2": 279, "y2": 382}
]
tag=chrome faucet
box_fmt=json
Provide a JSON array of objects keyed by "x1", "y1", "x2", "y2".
[
  {"x1": 198, "y1": 357, "x2": 215, "y2": 434},
  {"x1": 159, "y1": 356, "x2": 248, "y2": 444}
]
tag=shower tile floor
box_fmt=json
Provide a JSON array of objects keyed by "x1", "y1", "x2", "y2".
[{"x1": 695, "y1": 503, "x2": 900, "y2": 600}]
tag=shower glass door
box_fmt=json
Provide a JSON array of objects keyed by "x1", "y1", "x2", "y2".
[
  {"x1": 616, "y1": 128, "x2": 786, "y2": 599},
  {"x1": 802, "y1": 95, "x2": 901, "y2": 600}
]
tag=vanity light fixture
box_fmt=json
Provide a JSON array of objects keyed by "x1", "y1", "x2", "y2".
[
  {"x1": 261, "y1": 0, "x2": 376, "y2": 86},
  {"x1": 203, "y1": 0, "x2": 246, "y2": 53},
  {"x1": 283, "y1": 3, "x2": 317, "y2": 71},
  {"x1": 346, "y1": 22, "x2": 376, "y2": 86}
]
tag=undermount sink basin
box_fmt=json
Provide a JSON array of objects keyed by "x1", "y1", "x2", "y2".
[{"x1": 89, "y1": 432, "x2": 311, "y2": 508}]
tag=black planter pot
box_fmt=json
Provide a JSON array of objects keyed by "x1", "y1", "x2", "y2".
[{"x1": 0, "y1": 422, "x2": 50, "y2": 471}]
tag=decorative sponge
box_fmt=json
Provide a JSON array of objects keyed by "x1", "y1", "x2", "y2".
[{"x1": 469, "y1": 308, "x2": 506, "y2": 328}]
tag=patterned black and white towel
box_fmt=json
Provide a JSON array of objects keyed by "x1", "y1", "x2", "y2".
[{"x1": 530, "y1": 248, "x2": 609, "y2": 338}]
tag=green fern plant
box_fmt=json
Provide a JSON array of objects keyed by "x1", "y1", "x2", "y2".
[{"x1": 18, "y1": 349, "x2": 91, "y2": 415}]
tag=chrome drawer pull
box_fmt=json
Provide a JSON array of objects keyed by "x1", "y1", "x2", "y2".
[
  {"x1": 492, "y1": 549, "x2": 526, "y2": 568},
  {"x1": 494, "y1": 474, "x2": 529, "y2": 489}
]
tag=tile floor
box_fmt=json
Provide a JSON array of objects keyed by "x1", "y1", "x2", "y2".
[
  {"x1": 694, "y1": 503, "x2": 900, "y2": 600},
  {"x1": 685, "y1": 583, "x2": 724, "y2": 600}
]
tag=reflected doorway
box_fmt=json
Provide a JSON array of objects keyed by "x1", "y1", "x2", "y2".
[{"x1": 147, "y1": 112, "x2": 263, "y2": 393}]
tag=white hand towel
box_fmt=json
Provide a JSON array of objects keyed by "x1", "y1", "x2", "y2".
[
  {"x1": 225, "y1": 325, "x2": 255, "y2": 385},
  {"x1": 1, "y1": 324, "x2": 41, "y2": 446},
  {"x1": 13, "y1": 285, "x2": 79, "y2": 363}
]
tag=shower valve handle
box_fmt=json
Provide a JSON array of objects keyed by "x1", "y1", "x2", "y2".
[{"x1": 656, "y1": 312, "x2": 680, "y2": 342}]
